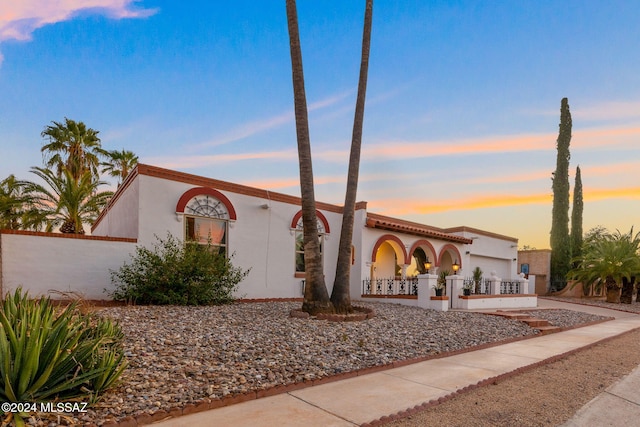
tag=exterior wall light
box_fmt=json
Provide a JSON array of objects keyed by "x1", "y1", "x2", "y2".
[
  {"x1": 424, "y1": 258, "x2": 432, "y2": 274},
  {"x1": 452, "y1": 260, "x2": 460, "y2": 274}
]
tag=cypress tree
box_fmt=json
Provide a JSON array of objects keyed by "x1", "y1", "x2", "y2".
[
  {"x1": 550, "y1": 98, "x2": 572, "y2": 289},
  {"x1": 570, "y1": 165, "x2": 584, "y2": 266}
]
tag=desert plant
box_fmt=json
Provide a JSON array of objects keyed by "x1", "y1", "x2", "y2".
[
  {"x1": 0, "y1": 288, "x2": 126, "y2": 426},
  {"x1": 472, "y1": 266, "x2": 483, "y2": 294},
  {"x1": 435, "y1": 270, "x2": 450, "y2": 289},
  {"x1": 568, "y1": 227, "x2": 640, "y2": 303},
  {"x1": 109, "y1": 233, "x2": 249, "y2": 305}
]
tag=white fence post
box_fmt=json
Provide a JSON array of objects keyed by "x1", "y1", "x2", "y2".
[
  {"x1": 489, "y1": 271, "x2": 502, "y2": 295},
  {"x1": 448, "y1": 275, "x2": 465, "y2": 309},
  {"x1": 417, "y1": 274, "x2": 437, "y2": 308},
  {"x1": 517, "y1": 273, "x2": 529, "y2": 294}
]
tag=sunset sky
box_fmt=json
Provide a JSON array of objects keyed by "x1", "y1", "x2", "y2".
[{"x1": 1, "y1": 0, "x2": 639, "y2": 249}]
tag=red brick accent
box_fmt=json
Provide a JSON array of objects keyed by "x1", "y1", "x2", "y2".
[
  {"x1": 366, "y1": 213, "x2": 473, "y2": 244},
  {"x1": 175, "y1": 187, "x2": 238, "y2": 220},
  {"x1": 371, "y1": 234, "x2": 409, "y2": 263},
  {"x1": 459, "y1": 294, "x2": 537, "y2": 299},
  {"x1": 223, "y1": 392, "x2": 258, "y2": 406},
  {"x1": 0, "y1": 229, "x2": 136, "y2": 243},
  {"x1": 290, "y1": 209, "x2": 331, "y2": 233},
  {"x1": 430, "y1": 296, "x2": 449, "y2": 300},
  {"x1": 238, "y1": 297, "x2": 303, "y2": 303}
]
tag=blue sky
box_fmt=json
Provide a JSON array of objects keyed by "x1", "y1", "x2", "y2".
[{"x1": 1, "y1": 0, "x2": 639, "y2": 249}]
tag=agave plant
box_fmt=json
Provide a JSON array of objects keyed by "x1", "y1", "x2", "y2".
[{"x1": 0, "y1": 288, "x2": 127, "y2": 426}]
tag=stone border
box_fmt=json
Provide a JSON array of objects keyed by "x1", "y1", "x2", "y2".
[{"x1": 99, "y1": 312, "x2": 615, "y2": 426}]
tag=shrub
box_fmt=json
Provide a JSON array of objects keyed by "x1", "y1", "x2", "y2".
[
  {"x1": 109, "y1": 233, "x2": 249, "y2": 305},
  {"x1": 0, "y1": 288, "x2": 126, "y2": 425}
]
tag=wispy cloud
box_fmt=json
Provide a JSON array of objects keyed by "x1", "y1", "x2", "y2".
[
  {"x1": 522, "y1": 100, "x2": 640, "y2": 122},
  {"x1": 0, "y1": 0, "x2": 157, "y2": 64},
  {"x1": 145, "y1": 149, "x2": 298, "y2": 170},
  {"x1": 369, "y1": 185, "x2": 640, "y2": 217},
  {"x1": 191, "y1": 90, "x2": 354, "y2": 150},
  {"x1": 573, "y1": 101, "x2": 640, "y2": 121},
  {"x1": 152, "y1": 123, "x2": 640, "y2": 172}
]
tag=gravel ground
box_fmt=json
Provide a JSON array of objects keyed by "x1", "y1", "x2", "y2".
[{"x1": 18, "y1": 301, "x2": 610, "y2": 426}]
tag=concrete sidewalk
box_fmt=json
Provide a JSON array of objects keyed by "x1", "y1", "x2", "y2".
[{"x1": 152, "y1": 300, "x2": 640, "y2": 426}]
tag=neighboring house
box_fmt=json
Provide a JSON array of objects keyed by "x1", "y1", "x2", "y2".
[
  {"x1": 1, "y1": 164, "x2": 521, "y2": 301},
  {"x1": 518, "y1": 249, "x2": 552, "y2": 295}
]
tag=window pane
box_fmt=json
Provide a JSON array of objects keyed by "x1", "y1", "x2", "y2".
[
  {"x1": 295, "y1": 252, "x2": 305, "y2": 273},
  {"x1": 193, "y1": 217, "x2": 226, "y2": 245},
  {"x1": 295, "y1": 231, "x2": 304, "y2": 251}
]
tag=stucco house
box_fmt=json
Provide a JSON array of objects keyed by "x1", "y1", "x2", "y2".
[{"x1": 0, "y1": 164, "x2": 526, "y2": 306}]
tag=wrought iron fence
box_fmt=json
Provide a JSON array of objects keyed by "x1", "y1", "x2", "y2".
[
  {"x1": 500, "y1": 280, "x2": 521, "y2": 294},
  {"x1": 463, "y1": 277, "x2": 490, "y2": 295},
  {"x1": 362, "y1": 277, "x2": 419, "y2": 296}
]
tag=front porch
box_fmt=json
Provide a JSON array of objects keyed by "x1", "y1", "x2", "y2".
[{"x1": 361, "y1": 274, "x2": 537, "y2": 311}]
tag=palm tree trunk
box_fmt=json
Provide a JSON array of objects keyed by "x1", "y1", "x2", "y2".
[
  {"x1": 330, "y1": 0, "x2": 373, "y2": 314},
  {"x1": 605, "y1": 276, "x2": 621, "y2": 303},
  {"x1": 286, "y1": 0, "x2": 333, "y2": 315},
  {"x1": 621, "y1": 276, "x2": 635, "y2": 304}
]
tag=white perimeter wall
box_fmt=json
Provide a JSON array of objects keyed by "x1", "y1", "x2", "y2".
[{"x1": 1, "y1": 232, "x2": 136, "y2": 300}]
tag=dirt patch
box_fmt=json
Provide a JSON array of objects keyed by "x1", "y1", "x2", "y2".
[{"x1": 382, "y1": 327, "x2": 640, "y2": 427}]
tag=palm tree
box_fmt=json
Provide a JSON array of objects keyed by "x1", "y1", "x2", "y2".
[
  {"x1": 568, "y1": 228, "x2": 640, "y2": 303},
  {"x1": 101, "y1": 149, "x2": 138, "y2": 186},
  {"x1": 24, "y1": 167, "x2": 112, "y2": 234},
  {"x1": 286, "y1": 0, "x2": 333, "y2": 315},
  {"x1": 0, "y1": 175, "x2": 33, "y2": 229},
  {"x1": 331, "y1": 0, "x2": 373, "y2": 313},
  {"x1": 41, "y1": 118, "x2": 104, "y2": 182}
]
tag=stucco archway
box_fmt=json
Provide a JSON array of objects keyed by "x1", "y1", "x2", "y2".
[
  {"x1": 407, "y1": 240, "x2": 438, "y2": 275},
  {"x1": 438, "y1": 244, "x2": 463, "y2": 275},
  {"x1": 371, "y1": 234, "x2": 409, "y2": 279}
]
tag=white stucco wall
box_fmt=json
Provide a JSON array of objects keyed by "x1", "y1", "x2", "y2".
[
  {"x1": 451, "y1": 229, "x2": 518, "y2": 279},
  {"x1": 92, "y1": 177, "x2": 139, "y2": 239},
  {"x1": 118, "y1": 174, "x2": 345, "y2": 299},
  {"x1": 1, "y1": 232, "x2": 136, "y2": 300}
]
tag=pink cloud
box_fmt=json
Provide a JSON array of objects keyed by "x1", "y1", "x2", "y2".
[
  {"x1": 369, "y1": 185, "x2": 640, "y2": 217},
  {"x1": 0, "y1": 0, "x2": 156, "y2": 63}
]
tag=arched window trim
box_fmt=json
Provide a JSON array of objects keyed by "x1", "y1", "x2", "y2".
[{"x1": 176, "y1": 187, "x2": 237, "y2": 220}]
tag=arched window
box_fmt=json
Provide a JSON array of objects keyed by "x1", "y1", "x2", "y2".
[
  {"x1": 178, "y1": 189, "x2": 234, "y2": 256},
  {"x1": 291, "y1": 211, "x2": 329, "y2": 275}
]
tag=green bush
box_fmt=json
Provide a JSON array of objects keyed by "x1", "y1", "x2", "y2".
[
  {"x1": 109, "y1": 233, "x2": 249, "y2": 305},
  {"x1": 0, "y1": 288, "x2": 126, "y2": 425}
]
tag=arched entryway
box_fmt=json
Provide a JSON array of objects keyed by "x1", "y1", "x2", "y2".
[
  {"x1": 370, "y1": 234, "x2": 409, "y2": 280},
  {"x1": 438, "y1": 244, "x2": 463, "y2": 276},
  {"x1": 407, "y1": 240, "x2": 437, "y2": 276}
]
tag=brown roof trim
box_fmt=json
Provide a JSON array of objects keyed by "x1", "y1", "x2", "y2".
[
  {"x1": 92, "y1": 163, "x2": 347, "y2": 232},
  {"x1": 0, "y1": 229, "x2": 137, "y2": 243},
  {"x1": 442, "y1": 226, "x2": 518, "y2": 243},
  {"x1": 137, "y1": 164, "x2": 345, "y2": 214},
  {"x1": 365, "y1": 213, "x2": 473, "y2": 244}
]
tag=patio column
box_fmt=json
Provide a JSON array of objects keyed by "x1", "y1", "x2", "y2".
[
  {"x1": 488, "y1": 271, "x2": 502, "y2": 295},
  {"x1": 448, "y1": 274, "x2": 465, "y2": 309},
  {"x1": 417, "y1": 274, "x2": 448, "y2": 311},
  {"x1": 516, "y1": 273, "x2": 529, "y2": 294}
]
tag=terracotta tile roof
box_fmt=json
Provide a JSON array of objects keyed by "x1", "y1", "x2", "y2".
[{"x1": 365, "y1": 213, "x2": 473, "y2": 244}]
